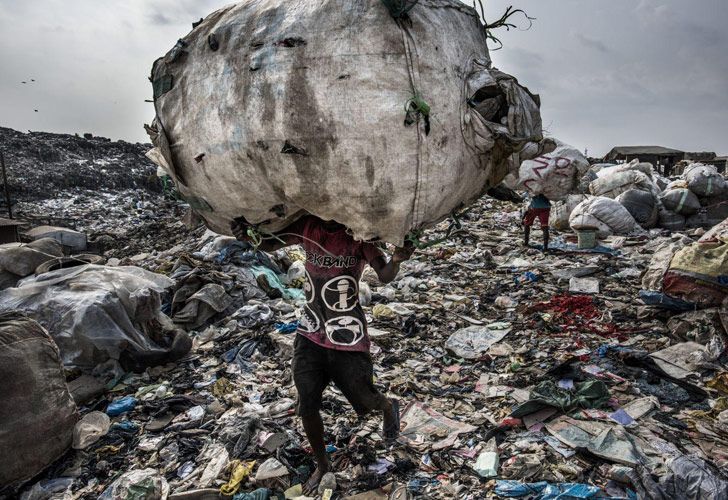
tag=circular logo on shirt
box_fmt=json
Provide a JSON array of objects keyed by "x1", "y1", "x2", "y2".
[
  {"x1": 298, "y1": 305, "x2": 321, "y2": 333},
  {"x1": 325, "y1": 316, "x2": 364, "y2": 346},
  {"x1": 322, "y1": 275, "x2": 359, "y2": 312},
  {"x1": 304, "y1": 269, "x2": 315, "y2": 304}
]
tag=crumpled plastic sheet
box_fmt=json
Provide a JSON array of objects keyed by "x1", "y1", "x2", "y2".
[
  {"x1": 0, "y1": 264, "x2": 176, "y2": 370},
  {"x1": 444, "y1": 323, "x2": 512, "y2": 359},
  {"x1": 512, "y1": 379, "x2": 610, "y2": 417},
  {"x1": 494, "y1": 480, "x2": 608, "y2": 499},
  {"x1": 627, "y1": 456, "x2": 728, "y2": 500}
]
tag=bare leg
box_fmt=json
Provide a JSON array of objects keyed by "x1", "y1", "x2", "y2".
[
  {"x1": 301, "y1": 412, "x2": 330, "y2": 495},
  {"x1": 542, "y1": 226, "x2": 550, "y2": 251},
  {"x1": 381, "y1": 397, "x2": 399, "y2": 440},
  {"x1": 524, "y1": 226, "x2": 531, "y2": 246}
]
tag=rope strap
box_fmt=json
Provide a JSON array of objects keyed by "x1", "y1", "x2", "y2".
[{"x1": 405, "y1": 205, "x2": 472, "y2": 249}]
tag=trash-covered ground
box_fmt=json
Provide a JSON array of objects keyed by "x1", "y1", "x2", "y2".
[{"x1": 1, "y1": 127, "x2": 727, "y2": 499}]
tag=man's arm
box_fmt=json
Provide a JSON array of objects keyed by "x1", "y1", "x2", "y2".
[{"x1": 369, "y1": 243, "x2": 415, "y2": 284}]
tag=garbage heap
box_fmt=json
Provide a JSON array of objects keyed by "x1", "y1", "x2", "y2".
[
  {"x1": 4, "y1": 189, "x2": 727, "y2": 499},
  {"x1": 550, "y1": 159, "x2": 727, "y2": 239}
]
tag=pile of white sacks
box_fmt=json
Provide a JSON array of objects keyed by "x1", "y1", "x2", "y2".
[{"x1": 549, "y1": 160, "x2": 727, "y2": 238}]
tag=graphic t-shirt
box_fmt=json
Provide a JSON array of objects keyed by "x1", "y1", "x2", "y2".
[{"x1": 283, "y1": 216, "x2": 383, "y2": 352}]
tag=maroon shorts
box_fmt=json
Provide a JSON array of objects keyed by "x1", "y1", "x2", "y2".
[{"x1": 523, "y1": 208, "x2": 550, "y2": 227}]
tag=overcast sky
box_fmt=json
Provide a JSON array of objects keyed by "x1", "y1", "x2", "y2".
[{"x1": 0, "y1": 0, "x2": 726, "y2": 157}]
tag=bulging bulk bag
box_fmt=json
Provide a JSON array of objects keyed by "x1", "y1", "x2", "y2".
[
  {"x1": 550, "y1": 194, "x2": 588, "y2": 230},
  {"x1": 659, "y1": 188, "x2": 700, "y2": 216},
  {"x1": 517, "y1": 144, "x2": 589, "y2": 201},
  {"x1": 589, "y1": 170, "x2": 655, "y2": 199},
  {"x1": 569, "y1": 196, "x2": 637, "y2": 238},
  {"x1": 146, "y1": 0, "x2": 544, "y2": 245},
  {"x1": 617, "y1": 189, "x2": 658, "y2": 228},
  {"x1": 595, "y1": 159, "x2": 655, "y2": 180},
  {"x1": 685, "y1": 164, "x2": 727, "y2": 198},
  {"x1": 0, "y1": 312, "x2": 78, "y2": 487},
  {"x1": 657, "y1": 206, "x2": 686, "y2": 232}
]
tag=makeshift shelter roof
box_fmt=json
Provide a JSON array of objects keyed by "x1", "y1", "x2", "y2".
[{"x1": 605, "y1": 146, "x2": 685, "y2": 160}]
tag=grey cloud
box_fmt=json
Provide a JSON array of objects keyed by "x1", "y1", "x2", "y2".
[
  {"x1": 573, "y1": 33, "x2": 609, "y2": 53},
  {"x1": 149, "y1": 12, "x2": 174, "y2": 26},
  {"x1": 0, "y1": 0, "x2": 726, "y2": 156}
]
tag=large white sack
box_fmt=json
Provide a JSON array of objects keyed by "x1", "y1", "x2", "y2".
[
  {"x1": 589, "y1": 170, "x2": 656, "y2": 199},
  {"x1": 595, "y1": 159, "x2": 655, "y2": 179},
  {"x1": 146, "y1": 0, "x2": 543, "y2": 245},
  {"x1": 685, "y1": 163, "x2": 727, "y2": 198},
  {"x1": 517, "y1": 144, "x2": 589, "y2": 201},
  {"x1": 569, "y1": 196, "x2": 637, "y2": 238},
  {"x1": 550, "y1": 194, "x2": 588, "y2": 230}
]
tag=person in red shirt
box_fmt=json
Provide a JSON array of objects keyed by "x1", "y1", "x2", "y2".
[
  {"x1": 522, "y1": 194, "x2": 552, "y2": 251},
  {"x1": 232, "y1": 215, "x2": 413, "y2": 494}
]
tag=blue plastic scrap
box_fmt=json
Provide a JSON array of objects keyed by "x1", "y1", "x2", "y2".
[
  {"x1": 232, "y1": 487, "x2": 271, "y2": 500},
  {"x1": 106, "y1": 396, "x2": 137, "y2": 417},
  {"x1": 251, "y1": 265, "x2": 305, "y2": 301},
  {"x1": 275, "y1": 321, "x2": 299, "y2": 334},
  {"x1": 495, "y1": 480, "x2": 605, "y2": 499}
]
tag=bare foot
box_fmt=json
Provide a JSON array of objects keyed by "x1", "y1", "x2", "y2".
[{"x1": 303, "y1": 466, "x2": 328, "y2": 496}]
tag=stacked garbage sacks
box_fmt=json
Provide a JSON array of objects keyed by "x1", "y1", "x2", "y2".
[
  {"x1": 146, "y1": 0, "x2": 546, "y2": 246},
  {"x1": 659, "y1": 163, "x2": 728, "y2": 230},
  {"x1": 541, "y1": 158, "x2": 728, "y2": 238}
]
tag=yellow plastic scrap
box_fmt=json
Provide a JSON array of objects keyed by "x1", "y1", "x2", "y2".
[
  {"x1": 287, "y1": 248, "x2": 306, "y2": 262},
  {"x1": 372, "y1": 304, "x2": 396, "y2": 319},
  {"x1": 714, "y1": 397, "x2": 728, "y2": 412},
  {"x1": 220, "y1": 460, "x2": 256, "y2": 496},
  {"x1": 95, "y1": 445, "x2": 122, "y2": 455},
  {"x1": 322, "y1": 489, "x2": 333, "y2": 500},
  {"x1": 212, "y1": 377, "x2": 235, "y2": 398},
  {"x1": 707, "y1": 373, "x2": 728, "y2": 395},
  {"x1": 283, "y1": 483, "x2": 303, "y2": 499}
]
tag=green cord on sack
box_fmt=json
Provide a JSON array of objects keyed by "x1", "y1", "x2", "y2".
[
  {"x1": 246, "y1": 227, "x2": 263, "y2": 249},
  {"x1": 405, "y1": 93, "x2": 430, "y2": 117}
]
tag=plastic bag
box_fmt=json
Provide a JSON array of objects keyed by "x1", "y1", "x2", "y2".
[
  {"x1": 99, "y1": 469, "x2": 169, "y2": 500},
  {"x1": 0, "y1": 238, "x2": 63, "y2": 277},
  {"x1": 445, "y1": 323, "x2": 512, "y2": 359},
  {"x1": 72, "y1": 411, "x2": 111, "y2": 449}
]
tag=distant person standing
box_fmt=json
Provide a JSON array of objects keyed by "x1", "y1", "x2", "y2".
[{"x1": 522, "y1": 194, "x2": 551, "y2": 251}]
